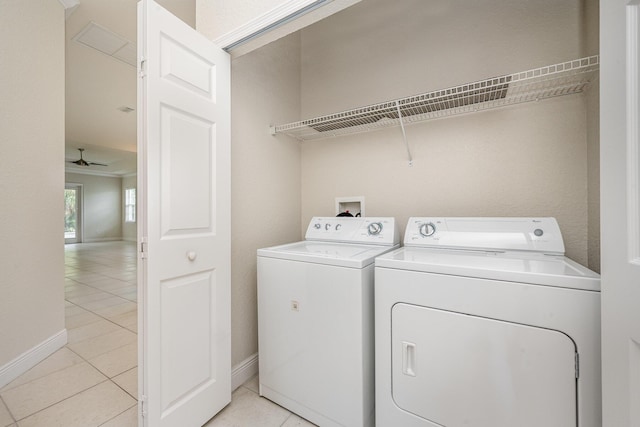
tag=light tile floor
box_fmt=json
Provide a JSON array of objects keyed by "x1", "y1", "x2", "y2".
[{"x1": 0, "y1": 242, "x2": 315, "y2": 427}]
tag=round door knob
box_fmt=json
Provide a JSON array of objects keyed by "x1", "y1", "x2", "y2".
[
  {"x1": 187, "y1": 251, "x2": 197, "y2": 261},
  {"x1": 419, "y1": 222, "x2": 436, "y2": 237}
]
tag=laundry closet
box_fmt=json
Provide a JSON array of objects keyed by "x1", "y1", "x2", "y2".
[{"x1": 225, "y1": 0, "x2": 599, "y2": 381}]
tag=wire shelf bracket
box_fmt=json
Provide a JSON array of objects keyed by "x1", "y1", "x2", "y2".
[
  {"x1": 395, "y1": 101, "x2": 412, "y2": 166},
  {"x1": 270, "y1": 55, "x2": 599, "y2": 163}
]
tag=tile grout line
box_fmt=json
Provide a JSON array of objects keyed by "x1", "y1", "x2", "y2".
[
  {"x1": 107, "y1": 366, "x2": 138, "y2": 401},
  {"x1": 1, "y1": 316, "x2": 135, "y2": 392},
  {"x1": 96, "y1": 401, "x2": 137, "y2": 427},
  {"x1": 1, "y1": 244, "x2": 138, "y2": 424},
  {"x1": 0, "y1": 354, "x2": 86, "y2": 395},
  {"x1": 65, "y1": 300, "x2": 137, "y2": 335},
  {"x1": 65, "y1": 326, "x2": 137, "y2": 356},
  {"x1": 238, "y1": 380, "x2": 312, "y2": 427},
  {"x1": 63, "y1": 250, "x2": 140, "y2": 383},
  {"x1": 0, "y1": 395, "x2": 17, "y2": 426},
  {"x1": 22, "y1": 243, "x2": 137, "y2": 425},
  {"x1": 64, "y1": 343, "x2": 136, "y2": 382},
  {"x1": 8, "y1": 379, "x2": 111, "y2": 424},
  {"x1": 64, "y1": 278, "x2": 137, "y2": 302}
]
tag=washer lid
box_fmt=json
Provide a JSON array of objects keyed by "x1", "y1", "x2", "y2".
[
  {"x1": 258, "y1": 240, "x2": 399, "y2": 268},
  {"x1": 375, "y1": 247, "x2": 600, "y2": 291}
]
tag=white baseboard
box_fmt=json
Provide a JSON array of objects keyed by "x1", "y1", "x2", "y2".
[
  {"x1": 0, "y1": 329, "x2": 67, "y2": 389},
  {"x1": 231, "y1": 352, "x2": 258, "y2": 391}
]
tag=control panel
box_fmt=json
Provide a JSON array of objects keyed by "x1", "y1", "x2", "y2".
[
  {"x1": 305, "y1": 217, "x2": 399, "y2": 245},
  {"x1": 404, "y1": 217, "x2": 565, "y2": 254}
]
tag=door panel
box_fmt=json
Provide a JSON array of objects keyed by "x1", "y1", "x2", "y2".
[
  {"x1": 160, "y1": 271, "x2": 216, "y2": 409},
  {"x1": 138, "y1": 1, "x2": 231, "y2": 426},
  {"x1": 161, "y1": 105, "x2": 214, "y2": 234},
  {"x1": 391, "y1": 304, "x2": 577, "y2": 427},
  {"x1": 160, "y1": 35, "x2": 217, "y2": 98}
]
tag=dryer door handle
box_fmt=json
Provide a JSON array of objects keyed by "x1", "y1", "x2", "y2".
[{"x1": 402, "y1": 341, "x2": 416, "y2": 377}]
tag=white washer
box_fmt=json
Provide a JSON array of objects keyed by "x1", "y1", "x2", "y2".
[
  {"x1": 258, "y1": 216, "x2": 399, "y2": 427},
  {"x1": 375, "y1": 217, "x2": 601, "y2": 427}
]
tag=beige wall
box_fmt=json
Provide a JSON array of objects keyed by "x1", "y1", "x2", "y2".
[
  {"x1": 300, "y1": 0, "x2": 585, "y2": 117},
  {"x1": 0, "y1": 0, "x2": 65, "y2": 367},
  {"x1": 65, "y1": 173, "x2": 123, "y2": 242},
  {"x1": 228, "y1": 33, "x2": 302, "y2": 365},
  {"x1": 298, "y1": 0, "x2": 596, "y2": 266},
  {"x1": 201, "y1": 0, "x2": 600, "y2": 368},
  {"x1": 159, "y1": 0, "x2": 196, "y2": 27}
]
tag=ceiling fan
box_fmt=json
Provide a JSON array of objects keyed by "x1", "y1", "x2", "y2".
[{"x1": 67, "y1": 148, "x2": 108, "y2": 167}]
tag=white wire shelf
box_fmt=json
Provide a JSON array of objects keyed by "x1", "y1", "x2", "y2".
[{"x1": 271, "y1": 55, "x2": 599, "y2": 142}]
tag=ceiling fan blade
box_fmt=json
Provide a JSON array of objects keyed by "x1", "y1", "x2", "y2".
[
  {"x1": 67, "y1": 149, "x2": 108, "y2": 167},
  {"x1": 67, "y1": 159, "x2": 89, "y2": 166}
]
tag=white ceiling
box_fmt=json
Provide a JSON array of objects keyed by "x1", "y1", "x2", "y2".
[
  {"x1": 65, "y1": 144, "x2": 137, "y2": 176},
  {"x1": 64, "y1": 0, "x2": 195, "y2": 176}
]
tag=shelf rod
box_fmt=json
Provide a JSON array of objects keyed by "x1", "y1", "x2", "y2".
[{"x1": 396, "y1": 101, "x2": 413, "y2": 166}]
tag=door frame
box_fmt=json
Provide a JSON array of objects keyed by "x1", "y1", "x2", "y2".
[{"x1": 600, "y1": 1, "x2": 640, "y2": 425}]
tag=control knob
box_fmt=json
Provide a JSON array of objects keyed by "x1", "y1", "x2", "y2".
[
  {"x1": 368, "y1": 222, "x2": 383, "y2": 235},
  {"x1": 419, "y1": 222, "x2": 436, "y2": 237},
  {"x1": 314, "y1": 223, "x2": 321, "y2": 229}
]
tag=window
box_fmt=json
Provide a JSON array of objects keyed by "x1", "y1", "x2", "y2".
[{"x1": 125, "y1": 188, "x2": 136, "y2": 223}]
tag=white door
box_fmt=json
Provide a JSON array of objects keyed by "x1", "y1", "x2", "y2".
[
  {"x1": 601, "y1": 1, "x2": 640, "y2": 425},
  {"x1": 137, "y1": 1, "x2": 231, "y2": 426}
]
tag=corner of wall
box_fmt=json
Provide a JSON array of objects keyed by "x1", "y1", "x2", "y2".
[{"x1": 229, "y1": 33, "x2": 302, "y2": 367}]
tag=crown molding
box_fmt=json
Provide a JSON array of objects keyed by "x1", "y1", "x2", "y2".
[
  {"x1": 58, "y1": 0, "x2": 79, "y2": 9},
  {"x1": 214, "y1": 0, "x2": 326, "y2": 49},
  {"x1": 213, "y1": 0, "x2": 360, "y2": 57},
  {"x1": 65, "y1": 167, "x2": 126, "y2": 178},
  {"x1": 58, "y1": 0, "x2": 80, "y2": 19}
]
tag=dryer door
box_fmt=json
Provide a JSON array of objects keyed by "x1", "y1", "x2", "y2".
[{"x1": 391, "y1": 303, "x2": 577, "y2": 427}]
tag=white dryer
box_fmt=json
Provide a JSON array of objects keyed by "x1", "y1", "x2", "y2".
[
  {"x1": 375, "y1": 217, "x2": 600, "y2": 427},
  {"x1": 258, "y1": 216, "x2": 399, "y2": 427}
]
